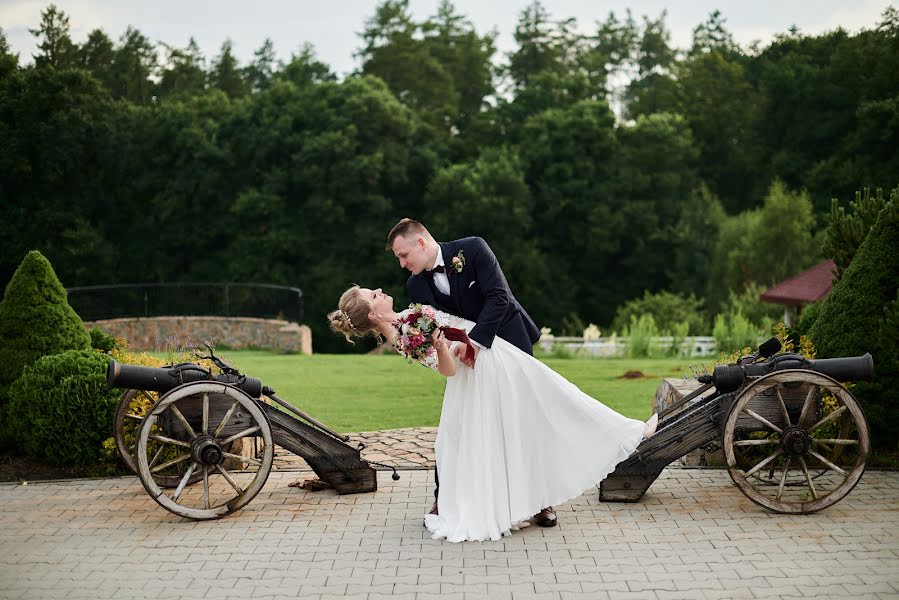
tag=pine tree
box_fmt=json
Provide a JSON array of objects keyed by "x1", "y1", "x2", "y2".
[{"x1": 810, "y1": 193, "x2": 899, "y2": 448}]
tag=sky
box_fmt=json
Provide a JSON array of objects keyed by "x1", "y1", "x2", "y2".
[{"x1": 1, "y1": 0, "x2": 894, "y2": 76}]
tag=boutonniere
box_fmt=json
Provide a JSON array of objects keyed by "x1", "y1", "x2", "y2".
[{"x1": 451, "y1": 250, "x2": 465, "y2": 273}]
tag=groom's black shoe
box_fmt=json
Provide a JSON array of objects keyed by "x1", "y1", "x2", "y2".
[{"x1": 535, "y1": 506, "x2": 557, "y2": 527}]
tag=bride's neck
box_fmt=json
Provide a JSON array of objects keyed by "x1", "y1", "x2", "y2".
[{"x1": 375, "y1": 311, "x2": 399, "y2": 343}]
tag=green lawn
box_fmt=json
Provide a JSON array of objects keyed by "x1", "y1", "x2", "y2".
[{"x1": 209, "y1": 351, "x2": 695, "y2": 432}]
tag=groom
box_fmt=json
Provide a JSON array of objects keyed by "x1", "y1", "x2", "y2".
[{"x1": 386, "y1": 218, "x2": 557, "y2": 527}]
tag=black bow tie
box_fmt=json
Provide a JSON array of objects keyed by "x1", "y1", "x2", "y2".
[{"x1": 425, "y1": 265, "x2": 446, "y2": 278}]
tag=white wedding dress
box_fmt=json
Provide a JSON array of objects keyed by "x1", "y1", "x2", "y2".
[{"x1": 396, "y1": 307, "x2": 645, "y2": 543}]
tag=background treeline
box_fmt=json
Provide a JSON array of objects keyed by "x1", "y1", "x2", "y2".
[{"x1": 1, "y1": 2, "x2": 897, "y2": 352}]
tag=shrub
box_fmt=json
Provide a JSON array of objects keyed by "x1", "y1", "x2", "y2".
[
  {"x1": 624, "y1": 314, "x2": 659, "y2": 358},
  {"x1": 725, "y1": 282, "x2": 782, "y2": 333},
  {"x1": 89, "y1": 327, "x2": 120, "y2": 353},
  {"x1": 0, "y1": 251, "x2": 91, "y2": 446},
  {"x1": 824, "y1": 187, "x2": 888, "y2": 281},
  {"x1": 7, "y1": 349, "x2": 119, "y2": 467},
  {"x1": 713, "y1": 310, "x2": 761, "y2": 354},
  {"x1": 809, "y1": 196, "x2": 899, "y2": 448},
  {"x1": 792, "y1": 300, "x2": 824, "y2": 339},
  {"x1": 612, "y1": 290, "x2": 707, "y2": 336}
]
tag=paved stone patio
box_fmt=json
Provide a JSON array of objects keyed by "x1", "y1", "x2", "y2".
[{"x1": 1, "y1": 462, "x2": 897, "y2": 600}]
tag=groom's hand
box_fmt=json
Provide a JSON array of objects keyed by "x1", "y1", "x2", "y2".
[{"x1": 454, "y1": 343, "x2": 479, "y2": 368}]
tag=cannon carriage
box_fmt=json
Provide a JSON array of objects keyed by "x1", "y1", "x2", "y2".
[
  {"x1": 108, "y1": 349, "x2": 386, "y2": 520},
  {"x1": 600, "y1": 340, "x2": 873, "y2": 514}
]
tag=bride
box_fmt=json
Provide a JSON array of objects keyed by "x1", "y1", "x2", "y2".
[{"x1": 329, "y1": 285, "x2": 658, "y2": 543}]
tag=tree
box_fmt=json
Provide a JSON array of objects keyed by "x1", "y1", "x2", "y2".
[
  {"x1": 809, "y1": 196, "x2": 899, "y2": 448},
  {"x1": 519, "y1": 99, "x2": 619, "y2": 324},
  {"x1": 209, "y1": 39, "x2": 249, "y2": 98},
  {"x1": 110, "y1": 27, "x2": 157, "y2": 103},
  {"x1": 278, "y1": 43, "x2": 336, "y2": 88},
  {"x1": 667, "y1": 183, "x2": 726, "y2": 297},
  {"x1": 624, "y1": 12, "x2": 679, "y2": 118},
  {"x1": 0, "y1": 251, "x2": 91, "y2": 443},
  {"x1": 611, "y1": 290, "x2": 707, "y2": 336},
  {"x1": 244, "y1": 38, "x2": 276, "y2": 92},
  {"x1": 612, "y1": 112, "x2": 700, "y2": 307},
  {"x1": 29, "y1": 4, "x2": 77, "y2": 69},
  {"x1": 679, "y1": 48, "x2": 765, "y2": 210},
  {"x1": 706, "y1": 180, "x2": 817, "y2": 310},
  {"x1": 424, "y1": 147, "x2": 564, "y2": 326},
  {"x1": 157, "y1": 38, "x2": 206, "y2": 98},
  {"x1": 824, "y1": 187, "x2": 889, "y2": 280},
  {"x1": 0, "y1": 27, "x2": 18, "y2": 78},
  {"x1": 689, "y1": 10, "x2": 739, "y2": 57},
  {"x1": 77, "y1": 29, "x2": 116, "y2": 91},
  {"x1": 358, "y1": 0, "x2": 456, "y2": 130}
]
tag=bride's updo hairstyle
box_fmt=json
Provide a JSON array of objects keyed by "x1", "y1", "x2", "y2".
[{"x1": 327, "y1": 285, "x2": 376, "y2": 343}]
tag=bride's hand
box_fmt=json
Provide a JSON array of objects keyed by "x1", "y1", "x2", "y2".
[{"x1": 431, "y1": 329, "x2": 448, "y2": 352}]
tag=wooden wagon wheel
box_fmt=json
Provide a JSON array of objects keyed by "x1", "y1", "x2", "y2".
[
  {"x1": 723, "y1": 369, "x2": 869, "y2": 514},
  {"x1": 135, "y1": 382, "x2": 274, "y2": 520},
  {"x1": 114, "y1": 389, "x2": 203, "y2": 488}
]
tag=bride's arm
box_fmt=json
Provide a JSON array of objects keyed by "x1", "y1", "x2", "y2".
[{"x1": 430, "y1": 329, "x2": 456, "y2": 377}]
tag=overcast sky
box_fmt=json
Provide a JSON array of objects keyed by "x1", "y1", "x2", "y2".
[{"x1": 1, "y1": 1, "x2": 894, "y2": 76}]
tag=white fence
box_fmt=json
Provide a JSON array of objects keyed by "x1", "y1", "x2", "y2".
[{"x1": 538, "y1": 336, "x2": 718, "y2": 357}]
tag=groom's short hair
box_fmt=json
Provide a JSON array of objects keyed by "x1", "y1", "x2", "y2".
[{"x1": 386, "y1": 218, "x2": 429, "y2": 250}]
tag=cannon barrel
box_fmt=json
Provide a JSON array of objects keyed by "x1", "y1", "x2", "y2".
[
  {"x1": 106, "y1": 360, "x2": 263, "y2": 398},
  {"x1": 712, "y1": 352, "x2": 874, "y2": 393}
]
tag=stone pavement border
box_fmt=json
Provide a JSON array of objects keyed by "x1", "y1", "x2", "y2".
[{"x1": 1, "y1": 464, "x2": 897, "y2": 600}]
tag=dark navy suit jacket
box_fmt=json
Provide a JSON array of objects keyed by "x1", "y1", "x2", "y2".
[{"x1": 405, "y1": 237, "x2": 540, "y2": 355}]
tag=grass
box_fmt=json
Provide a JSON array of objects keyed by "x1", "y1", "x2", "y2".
[{"x1": 204, "y1": 351, "x2": 696, "y2": 432}]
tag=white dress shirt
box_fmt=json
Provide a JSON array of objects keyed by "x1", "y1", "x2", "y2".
[{"x1": 430, "y1": 251, "x2": 451, "y2": 295}]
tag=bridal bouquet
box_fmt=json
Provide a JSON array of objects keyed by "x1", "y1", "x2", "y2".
[{"x1": 394, "y1": 304, "x2": 439, "y2": 363}]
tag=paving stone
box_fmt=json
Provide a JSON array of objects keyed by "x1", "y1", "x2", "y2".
[{"x1": 0, "y1": 466, "x2": 896, "y2": 599}]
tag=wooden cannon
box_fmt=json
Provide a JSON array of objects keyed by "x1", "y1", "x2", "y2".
[
  {"x1": 600, "y1": 339, "x2": 874, "y2": 514},
  {"x1": 108, "y1": 350, "x2": 390, "y2": 520}
]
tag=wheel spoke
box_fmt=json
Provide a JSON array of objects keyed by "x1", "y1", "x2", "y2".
[
  {"x1": 213, "y1": 401, "x2": 239, "y2": 438},
  {"x1": 744, "y1": 448, "x2": 784, "y2": 477},
  {"x1": 775, "y1": 457, "x2": 792, "y2": 501},
  {"x1": 149, "y1": 434, "x2": 191, "y2": 448},
  {"x1": 147, "y1": 445, "x2": 165, "y2": 469},
  {"x1": 203, "y1": 466, "x2": 210, "y2": 509},
  {"x1": 221, "y1": 451, "x2": 262, "y2": 466},
  {"x1": 202, "y1": 393, "x2": 209, "y2": 436},
  {"x1": 734, "y1": 438, "x2": 778, "y2": 446},
  {"x1": 812, "y1": 438, "x2": 858, "y2": 445},
  {"x1": 169, "y1": 405, "x2": 197, "y2": 440},
  {"x1": 214, "y1": 464, "x2": 245, "y2": 495},
  {"x1": 126, "y1": 413, "x2": 143, "y2": 421},
  {"x1": 798, "y1": 456, "x2": 818, "y2": 500},
  {"x1": 807, "y1": 449, "x2": 848, "y2": 476},
  {"x1": 220, "y1": 425, "x2": 261, "y2": 446},
  {"x1": 809, "y1": 405, "x2": 848, "y2": 433},
  {"x1": 797, "y1": 386, "x2": 817, "y2": 427},
  {"x1": 151, "y1": 453, "x2": 191, "y2": 474},
  {"x1": 774, "y1": 385, "x2": 792, "y2": 428},
  {"x1": 171, "y1": 463, "x2": 197, "y2": 502},
  {"x1": 744, "y1": 408, "x2": 783, "y2": 434}
]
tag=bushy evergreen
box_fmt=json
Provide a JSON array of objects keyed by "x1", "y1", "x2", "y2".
[
  {"x1": 809, "y1": 196, "x2": 899, "y2": 448},
  {"x1": 7, "y1": 350, "x2": 118, "y2": 466},
  {"x1": 0, "y1": 251, "x2": 90, "y2": 393}
]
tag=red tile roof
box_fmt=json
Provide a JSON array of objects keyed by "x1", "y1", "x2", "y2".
[{"x1": 760, "y1": 259, "x2": 836, "y2": 306}]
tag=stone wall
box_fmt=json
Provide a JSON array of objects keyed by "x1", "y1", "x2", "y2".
[{"x1": 86, "y1": 316, "x2": 312, "y2": 354}]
